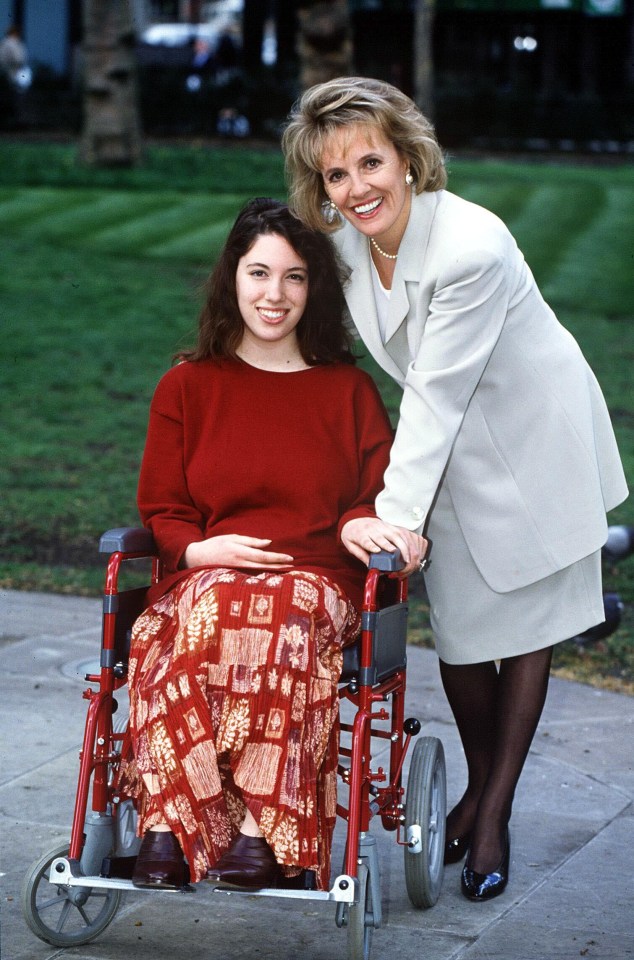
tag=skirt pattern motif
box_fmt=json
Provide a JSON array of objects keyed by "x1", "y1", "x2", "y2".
[{"x1": 117, "y1": 566, "x2": 359, "y2": 889}]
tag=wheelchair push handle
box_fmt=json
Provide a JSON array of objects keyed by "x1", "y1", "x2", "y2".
[{"x1": 368, "y1": 549, "x2": 405, "y2": 572}]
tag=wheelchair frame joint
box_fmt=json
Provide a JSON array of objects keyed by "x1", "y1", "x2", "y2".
[
  {"x1": 358, "y1": 666, "x2": 377, "y2": 686},
  {"x1": 102, "y1": 594, "x2": 119, "y2": 615},
  {"x1": 100, "y1": 649, "x2": 117, "y2": 669},
  {"x1": 361, "y1": 610, "x2": 378, "y2": 632}
]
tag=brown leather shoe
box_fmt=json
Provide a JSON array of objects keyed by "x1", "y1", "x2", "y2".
[
  {"x1": 132, "y1": 830, "x2": 188, "y2": 890},
  {"x1": 206, "y1": 834, "x2": 283, "y2": 889}
]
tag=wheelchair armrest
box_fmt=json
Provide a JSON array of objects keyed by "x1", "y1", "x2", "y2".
[
  {"x1": 368, "y1": 549, "x2": 404, "y2": 572},
  {"x1": 99, "y1": 526, "x2": 157, "y2": 555}
]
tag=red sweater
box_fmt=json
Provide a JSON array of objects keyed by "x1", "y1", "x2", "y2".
[{"x1": 138, "y1": 358, "x2": 394, "y2": 609}]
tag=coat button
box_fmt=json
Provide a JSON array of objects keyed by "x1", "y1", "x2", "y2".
[{"x1": 412, "y1": 506, "x2": 424, "y2": 521}]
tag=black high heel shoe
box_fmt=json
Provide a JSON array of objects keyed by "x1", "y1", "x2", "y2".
[
  {"x1": 461, "y1": 829, "x2": 510, "y2": 901},
  {"x1": 444, "y1": 833, "x2": 471, "y2": 865}
]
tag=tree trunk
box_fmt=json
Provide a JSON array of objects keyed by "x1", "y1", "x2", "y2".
[
  {"x1": 627, "y1": 0, "x2": 634, "y2": 86},
  {"x1": 414, "y1": 0, "x2": 435, "y2": 118},
  {"x1": 242, "y1": 0, "x2": 269, "y2": 75},
  {"x1": 297, "y1": 0, "x2": 353, "y2": 91},
  {"x1": 79, "y1": 0, "x2": 142, "y2": 167},
  {"x1": 274, "y1": 0, "x2": 298, "y2": 84}
]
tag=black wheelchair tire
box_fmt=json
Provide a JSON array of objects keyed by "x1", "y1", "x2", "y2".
[{"x1": 404, "y1": 736, "x2": 447, "y2": 908}]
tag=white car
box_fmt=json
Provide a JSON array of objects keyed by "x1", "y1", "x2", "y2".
[{"x1": 140, "y1": 1, "x2": 242, "y2": 47}]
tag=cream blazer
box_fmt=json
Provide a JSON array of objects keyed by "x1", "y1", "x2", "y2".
[{"x1": 333, "y1": 190, "x2": 628, "y2": 594}]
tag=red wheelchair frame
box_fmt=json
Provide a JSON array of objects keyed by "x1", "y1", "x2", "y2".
[{"x1": 22, "y1": 526, "x2": 446, "y2": 960}]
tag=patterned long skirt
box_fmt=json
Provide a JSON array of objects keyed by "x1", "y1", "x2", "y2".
[{"x1": 116, "y1": 567, "x2": 360, "y2": 890}]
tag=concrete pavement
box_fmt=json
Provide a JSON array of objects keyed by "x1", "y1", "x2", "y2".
[{"x1": 1, "y1": 587, "x2": 632, "y2": 960}]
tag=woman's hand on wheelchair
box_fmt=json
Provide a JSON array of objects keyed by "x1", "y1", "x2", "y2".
[
  {"x1": 183, "y1": 535, "x2": 294, "y2": 570},
  {"x1": 340, "y1": 518, "x2": 428, "y2": 578}
]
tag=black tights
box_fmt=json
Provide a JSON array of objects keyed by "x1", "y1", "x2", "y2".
[{"x1": 439, "y1": 646, "x2": 553, "y2": 873}]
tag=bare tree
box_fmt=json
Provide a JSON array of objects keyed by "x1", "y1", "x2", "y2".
[
  {"x1": 79, "y1": 0, "x2": 142, "y2": 167},
  {"x1": 297, "y1": 0, "x2": 353, "y2": 91},
  {"x1": 414, "y1": 0, "x2": 435, "y2": 118}
]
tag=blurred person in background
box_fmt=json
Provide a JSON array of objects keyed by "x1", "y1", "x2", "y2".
[{"x1": 0, "y1": 24, "x2": 30, "y2": 126}]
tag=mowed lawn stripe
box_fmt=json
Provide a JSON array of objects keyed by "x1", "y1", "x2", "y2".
[
  {"x1": 0, "y1": 188, "x2": 254, "y2": 259},
  {"x1": 0, "y1": 187, "x2": 100, "y2": 227},
  {"x1": 5, "y1": 189, "x2": 172, "y2": 242},
  {"x1": 501, "y1": 182, "x2": 605, "y2": 288},
  {"x1": 147, "y1": 208, "x2": 250, "y2": 258},
  {"x1": 445, "y1": 179, "x2": 538, "y2": 229},
  {"x1": 542, "y1": 184, "x2": 634, "y2": 314},
  {"x1": 87, "y1": 193, "x2": 248, "y2": 256}
]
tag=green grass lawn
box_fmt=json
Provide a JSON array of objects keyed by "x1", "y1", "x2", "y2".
[{"x1": 1, "y1": 141, "x2": 632, "y2": 690}]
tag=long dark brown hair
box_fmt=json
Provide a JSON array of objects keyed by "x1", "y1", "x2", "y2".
[{"x1": 178, "y1": 198, "x2": 355, "y2": 365}]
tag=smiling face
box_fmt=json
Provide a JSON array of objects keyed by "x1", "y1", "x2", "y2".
[
  {"x1": 320, "y1": 123, "x2": 411, "y2": 251},
  {"x1": 236, "y1": 232, "x2": 309, "y2": 356}
]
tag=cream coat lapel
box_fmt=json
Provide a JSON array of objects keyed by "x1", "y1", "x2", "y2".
[{"x1": 383, "y1": 190, "x2": 439, "y2": 346}]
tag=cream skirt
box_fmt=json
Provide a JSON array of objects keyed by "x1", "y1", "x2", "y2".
[{"x1": 424, "y1": 482, "x2": 605, "y2": 665}]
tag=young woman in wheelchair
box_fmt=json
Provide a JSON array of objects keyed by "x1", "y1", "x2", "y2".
[{"x1": 118, "y1": 198, "x2": 427, "y2": 893}]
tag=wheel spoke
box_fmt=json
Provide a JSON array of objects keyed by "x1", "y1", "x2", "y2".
[
  {"x1": 77, "y1": 904, "x2": 93, "y2": 926},
  {"x1": 55, "y1": 898, "x2": 73, "y2": 933},
  {"x1": 38, "y1": 893, "x2": 70, "y2": 913}
]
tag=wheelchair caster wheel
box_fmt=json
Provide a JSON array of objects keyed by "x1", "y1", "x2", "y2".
[
  {"x1": 22, "y1": 843, "x2": 121, "y2": 947},
  {"x1": 343, "y1": 863, "x2": 374, "y2": 960}
]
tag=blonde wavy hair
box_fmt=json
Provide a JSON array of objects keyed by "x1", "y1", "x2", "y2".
[{"x1": 282, "y1": 76, "x2": 447, "y2": 233}]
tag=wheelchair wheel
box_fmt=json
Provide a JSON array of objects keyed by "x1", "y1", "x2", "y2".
[
  {"x1": 404, "y1": 736, "x2": 446, "y2": 908},
  {"x1": 345, "y1": 862, "x2": 374, "y2": 960},
  {"x1": 21, "y1": 842, "x2": 121, "y2": 947}
]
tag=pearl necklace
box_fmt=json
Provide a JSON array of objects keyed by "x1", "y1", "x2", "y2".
[{"x1": 369, "y1": 236, "x2": 398, "y2": 260}]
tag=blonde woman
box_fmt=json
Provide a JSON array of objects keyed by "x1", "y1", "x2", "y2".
[{"x1": 282, "y1": 77, "x2": 627, "y2": 901}]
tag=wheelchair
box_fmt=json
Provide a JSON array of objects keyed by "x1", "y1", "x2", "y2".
[{"x1": 22, "y1": 527, "x2": 447, "y2": 960}]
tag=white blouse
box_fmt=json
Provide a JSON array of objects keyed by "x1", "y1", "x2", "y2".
[{"x1": 370, "y1": 256, "x2": 391, "y2": 344}]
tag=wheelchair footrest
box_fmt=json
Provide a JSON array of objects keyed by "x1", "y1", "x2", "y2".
[
  {"x1": 49, "y1": 857, "x2": 194, "y2": 893},
  {"x1": 50, "y1": 857, "x2": 357, "y2": 903},
  {"x1": 100, "y1": 855, "x2": 137, "y2": 880},
  {"x1": 100, "y1": 854, "x2": 192, "y2": 885},
  {"x1": 209, "y1": 874, "x2": 355, "y2": 903}
]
